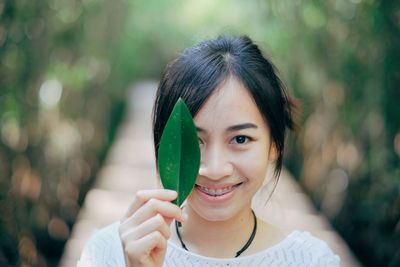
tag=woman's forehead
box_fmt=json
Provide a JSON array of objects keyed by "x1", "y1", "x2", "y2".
[{"x1": 193, "y1": 78, "x2": 266, "y2": 132}]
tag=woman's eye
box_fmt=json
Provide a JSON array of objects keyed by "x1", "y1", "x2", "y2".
[{"x1": 233, "y1": 135, "x2": 248, "y2": 144}]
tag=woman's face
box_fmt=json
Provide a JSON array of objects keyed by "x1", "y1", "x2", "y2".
[{"x1": 186, "y1": 77, "x2": 276, "y2": 221}]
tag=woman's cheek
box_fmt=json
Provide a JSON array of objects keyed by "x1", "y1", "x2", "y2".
[{"x1": 234, "y1": 148, "x2": 269, "y2": 179}]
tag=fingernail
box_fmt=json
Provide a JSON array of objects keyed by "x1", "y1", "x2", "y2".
[{"x1": 167, "y1": 190, "x2": 177, "y2": 197}]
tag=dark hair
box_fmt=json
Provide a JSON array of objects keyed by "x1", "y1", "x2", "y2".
[{"x1": 152, "y1": 34, "x2": 296, "y2": 177}]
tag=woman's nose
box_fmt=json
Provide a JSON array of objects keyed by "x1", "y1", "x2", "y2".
[{"x1": 198, "y1": 144, "x2": 233, "y2": 180}]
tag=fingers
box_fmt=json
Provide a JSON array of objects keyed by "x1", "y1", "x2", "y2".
[
  {"x1": 124, "y1": 231, "x2": 167, "y2": 265},
  {"x1": 120, "y1": 189, "x2": 181, "y2": 267},
  {"x1": 121, "y1": 214, "x2": 171, "y2": 241},
  {"x1": 122, "y1": 189, "x2": 178, "y2": 221},
  {"x1": 136, "y1": 198, "x2": 184, "y2": 224},
  {"x1": 120, "y1": 197, "x2": 184, "y2": 234}
]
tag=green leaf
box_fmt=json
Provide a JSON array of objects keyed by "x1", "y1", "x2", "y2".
[{"x1": 157, "y1": 98, "x2": 200, "y2": 206}]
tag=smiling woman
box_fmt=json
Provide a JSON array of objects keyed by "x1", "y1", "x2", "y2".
[
  {"x1": 186, "y1": 77, "x2": 274, "y2": 224},
  {"x1": 78, "y1": 35, "x2": 340, "y2": 267}
]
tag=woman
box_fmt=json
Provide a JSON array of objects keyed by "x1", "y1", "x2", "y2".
[{"x1": 79, "y1": 35, "x2": 340, "y2": 266}]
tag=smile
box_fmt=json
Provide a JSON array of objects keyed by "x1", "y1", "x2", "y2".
[{"x1": 195, "y1": 183, "x2": 243, "y2": 197}]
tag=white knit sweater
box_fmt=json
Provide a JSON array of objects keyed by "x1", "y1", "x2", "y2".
[{"x1": 78, "y1": 222, "x2": 340, "y2": 267}]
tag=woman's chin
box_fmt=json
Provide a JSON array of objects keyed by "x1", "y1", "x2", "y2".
[
  {"x1": 186, "y1": 200, "x2": 243, "y2": 222},
  {"x1": 192, "y1": 208, "x2": 235, "y2": 222}
]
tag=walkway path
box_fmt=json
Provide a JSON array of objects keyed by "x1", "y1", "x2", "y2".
[{"x1": 59, "y1": 81, "x2": 361, "y2": 267}]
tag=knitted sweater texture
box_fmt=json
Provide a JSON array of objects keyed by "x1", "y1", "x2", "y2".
[{"x1": 78, "y1": 222, "x2": 340, "y2": 267}]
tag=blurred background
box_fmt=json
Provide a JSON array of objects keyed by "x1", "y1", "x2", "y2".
[{"x1": 0, "y1": 0, "x2": 399, "y2": 266}]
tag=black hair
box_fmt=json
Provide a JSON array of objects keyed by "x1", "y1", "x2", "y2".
[{"x1": 152, "y1": 34, "x2": 297, "y2": 177}]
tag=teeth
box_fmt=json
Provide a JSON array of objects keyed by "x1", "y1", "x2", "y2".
[{"x1": 197, "y1": 185, "x2": 236, "y2": 196}]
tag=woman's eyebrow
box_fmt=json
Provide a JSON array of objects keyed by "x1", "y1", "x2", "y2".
[
  {"x1": 226, "y1": 123, "x2": 258, "y2": 132},
  {"x1": 196, "y1": 123, "x2": 258, "y2": 133}
]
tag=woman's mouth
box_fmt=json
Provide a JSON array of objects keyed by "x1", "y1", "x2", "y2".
[{"x1": 195, "y1": 183, "x2": 243, "y2": 197}]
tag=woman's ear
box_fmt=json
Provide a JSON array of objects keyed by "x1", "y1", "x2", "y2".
[{"x1": 268, "y1": 143, "x2": 278, "y2": 162}]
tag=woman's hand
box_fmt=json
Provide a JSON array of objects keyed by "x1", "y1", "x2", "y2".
[{"x1": 119, "y1": 189, "x2": 185, "y2": 267}]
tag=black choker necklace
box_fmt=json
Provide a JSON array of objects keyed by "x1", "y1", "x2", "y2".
[{"x1": 175, "y1": 210, "x2": 257, "y2": 258}]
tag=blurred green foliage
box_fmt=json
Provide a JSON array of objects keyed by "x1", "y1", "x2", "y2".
[
  {"x1": 1, "y1": 0, "x2": 399, "y2": 266},
  {"x1": 0, "y1": 0, "x2": 127, "y2": 266}
]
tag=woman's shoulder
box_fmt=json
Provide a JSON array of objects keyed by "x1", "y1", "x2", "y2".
[
  {"x1": 77, "y1": 221, "x2": 126, "y2": 267},
  {"x1": 255, "y1": 220, "x2": 340, "y2": 266},
  {"x1": 279, "y1": 230, "x2": 341, "y2": 266},
  {"x1": 286, "y1": 230, "x2": 336, "y2": 251},
  {"x1": 82, "y1": 222, "x2": 122, "y2": 252}
]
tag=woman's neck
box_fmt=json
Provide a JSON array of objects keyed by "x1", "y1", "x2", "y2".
[{"x1": 176, "y1": 206, "x2": 255, "y2": 258}]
